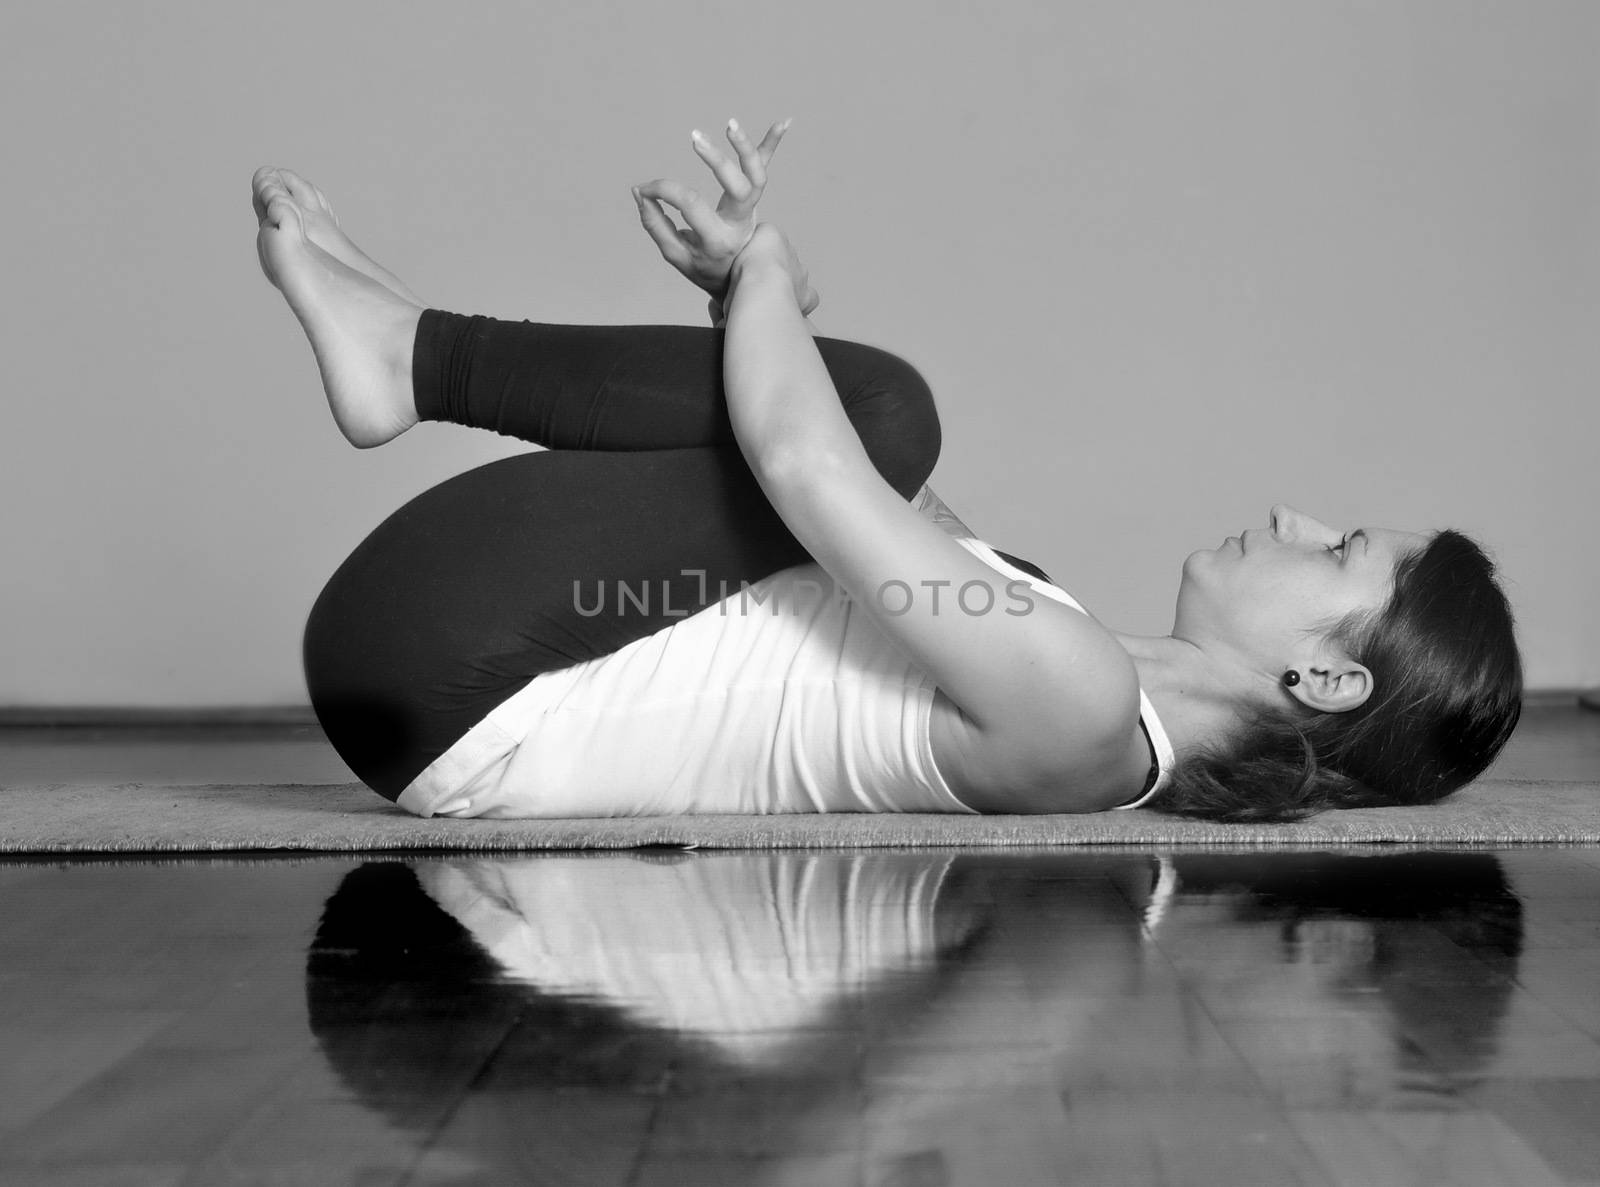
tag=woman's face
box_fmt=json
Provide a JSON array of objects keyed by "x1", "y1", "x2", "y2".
[{"x1": 1175, "y1": 505, "x2": 1428, "y2": 669}]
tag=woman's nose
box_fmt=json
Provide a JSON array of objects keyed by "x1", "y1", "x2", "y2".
[{"x1": 1270, "y1": 504, "x2": 1338, "y2": 545}]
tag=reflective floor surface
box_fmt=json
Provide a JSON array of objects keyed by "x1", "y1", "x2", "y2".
[
  {"x1": 3, "y1": 845, "x2": 1599, "y2": 1186},
  {"x1": 2, "y1": 704, "x2": 1598, "y2": 1185}
]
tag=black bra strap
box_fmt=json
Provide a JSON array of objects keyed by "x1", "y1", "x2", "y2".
[
  {"x1": 1135, "y1": 716, "x2": 1161, "y2": 798},
  {"x1": 989, "y1": 547, "x2": 1053, "y2": 586}
]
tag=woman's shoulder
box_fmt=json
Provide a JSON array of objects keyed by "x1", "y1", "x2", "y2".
[
  {"x1": 934, "y1": 694, "x2": 1150, "y2": 814},
  {"x1": 928, "y1": 622, "x2": 1147, "y2": 816}
]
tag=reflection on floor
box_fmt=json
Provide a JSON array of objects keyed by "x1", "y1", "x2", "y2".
[
  {"x1": 2, "y1": 848, "x2": 1597, "y2": 1185},
  {"x1": 0, "y1": 706, "x2": 1596, "y2": 1186}
]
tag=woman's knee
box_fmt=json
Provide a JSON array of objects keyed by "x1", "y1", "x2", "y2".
[{"x1": 823, "y1": 340, "x2": 943, "y2": 497}]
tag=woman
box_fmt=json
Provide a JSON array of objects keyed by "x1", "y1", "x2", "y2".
[{"x1": 252, "y1": 117, "x2": 1522, "y2": 823}]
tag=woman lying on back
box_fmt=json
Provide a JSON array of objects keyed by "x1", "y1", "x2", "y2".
[{"x1": 251, "y1": 117, "x2": 1522, "y2": 822}]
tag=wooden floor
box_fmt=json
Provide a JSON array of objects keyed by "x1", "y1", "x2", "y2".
[{"x1": 1, "y1": 706, "x2": 1598, "y2": 1186}]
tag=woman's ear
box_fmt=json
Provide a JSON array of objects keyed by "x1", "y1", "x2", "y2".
[{"x1": 1286, "y1": 649, "x2": 1374, "y2": 714}]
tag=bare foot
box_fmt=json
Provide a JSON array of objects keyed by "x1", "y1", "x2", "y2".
[
  {"x1": 252, "y1": 167, "x2": 425, "y2": 306},
  {"x1": 253, "y1": 167, "x2": 421, "y2": 448}
]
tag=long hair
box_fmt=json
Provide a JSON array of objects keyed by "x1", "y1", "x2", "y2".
[
  {"x1": 1176, "y1": 851, "x2": 1523, "y2": 1078},
  {"x1": 1150, "y1": 530, "x2": 1523, "y2": 822}
]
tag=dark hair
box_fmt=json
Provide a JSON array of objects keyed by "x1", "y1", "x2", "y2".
[
  {"x1": 1151, "y1": 529, "x2": 1522, "y2": 822},
  {"x1": 1176, "y1": 851, "x2": 1523, "y2": 1077}
]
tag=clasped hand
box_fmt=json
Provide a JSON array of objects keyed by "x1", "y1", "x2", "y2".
[{"x1": 633, "y1": 117, "x2": 819, "y2": 318}]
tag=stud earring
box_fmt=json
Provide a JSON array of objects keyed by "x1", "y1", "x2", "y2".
[{"x1": 1282, "y1": 669, "x2": 1301, "y2": 687}]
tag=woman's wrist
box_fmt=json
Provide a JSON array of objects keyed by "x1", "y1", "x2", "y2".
[
  {"x1": 725, "y1": 257, "x2": 794, "y2": 315},
  {"x1": 725, "y1": 228, "x2": 821, "y2": 325},
  {"x1": 729, "y1": 250, "x2": 790, "y2": 291}
]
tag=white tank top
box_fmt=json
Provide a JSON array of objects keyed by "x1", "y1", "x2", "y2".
[
  {"x1": 396, "y1": 537, "x2": 1174, "y2": 819},
  {"x1": 415, "y1": 852, "x2": 959, "y2": 1066}
]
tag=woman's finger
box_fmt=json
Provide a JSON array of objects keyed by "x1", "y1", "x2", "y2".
[
  {"x1": 727, "y1": 118, "x2": 789, "y2": 194},
  {"x1": 632, "y1": 186, "x2": 693, "y2": 270},
  {"x1": 753, "y1": 118, "x2": 792, "y2": 167},
  {"x1": 690, "y1": 130, "x2": 752, "y2": 204},
  {"x1": 635, "y1": 178, "x2": 721, "y2": 241},
  {"x1": 724, "y1": 119, "x2": 766, "y2": 194}
]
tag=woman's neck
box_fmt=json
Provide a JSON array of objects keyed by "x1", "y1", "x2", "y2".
[{"x1": 1111, "y1": 632, "x2": 1256, "y2": 763}]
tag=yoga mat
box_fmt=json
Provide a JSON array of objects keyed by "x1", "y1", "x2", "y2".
[{"x1": 2, "y1": 777, "x2": 1597, "y2": 853}]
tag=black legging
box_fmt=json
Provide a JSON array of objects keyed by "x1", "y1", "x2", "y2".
[{"x1": 303, "y1": 309, "x2": 943, "y2": 800}]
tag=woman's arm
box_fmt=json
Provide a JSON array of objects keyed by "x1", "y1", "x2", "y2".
[
  {"x1": 721, "y1": 229, "x2": 1142, "y2": 809},
  {"x1": 708, "y1": 289, "x2": 822, "y2": 336}
]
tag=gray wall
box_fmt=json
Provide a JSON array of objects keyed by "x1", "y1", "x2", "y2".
[{"x1": 1, "y1": 0, "x2": 1593, "y2": 706}]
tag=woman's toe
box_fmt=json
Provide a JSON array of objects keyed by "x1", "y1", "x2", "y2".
[
  {"x1": 262, "y1": 190, "x2": 304, "y2": 234},
  {"x1": 250, "y1": 166, "x2": 282, "y2": 222},
  {"x1": 278, "y1": 168, "x2": 333, "y2": 215}
]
